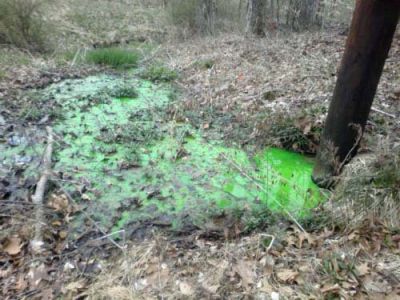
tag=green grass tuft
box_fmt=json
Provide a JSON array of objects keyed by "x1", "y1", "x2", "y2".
[
  {"x1": 108, "y1": 84, "x2": 138, "y2": 98},
  {"x1": 86, "y1": 48, "x2": 139, "y2": 69},
  {"x1": 140, "y1": 64, "x2": 178, "y2": 82}
]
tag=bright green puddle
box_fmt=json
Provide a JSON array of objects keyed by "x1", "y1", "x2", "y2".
[{"x1": 1, "y1": 74, "x2": 325, "y2": 232}]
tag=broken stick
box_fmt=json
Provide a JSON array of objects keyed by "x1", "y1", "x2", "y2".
[{"x1": 31, "y1": 127, "x2": 54, "y2": 253}]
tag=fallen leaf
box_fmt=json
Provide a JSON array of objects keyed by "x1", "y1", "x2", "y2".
[
  {"x1": 276, "y1": 269, "x2": 299, "y2": 283},
  {"x1": 320, "y1": 283, "x2": 341, "y2": 294},
  {"x1": 59, "y1": 231, "x2": 68, "y2": 239},
  {"x1": 179, "y1": 281, "x2": 194, "y2": 296},
  {"x1": 47, "y1": 193, "x2": 69, "y2": 212},
  {"x1": 4, "y1": 236, "x2": 22, "y2": 255},
  {"x1": 298, "y1": 232, "x2": 315, "y2": 248},
  {"x1": 356, "y1": 263, "x2": 370, "y2": 277},
  {"x1": 234, "y1": 260, "x2": 256, "y2": 287}
]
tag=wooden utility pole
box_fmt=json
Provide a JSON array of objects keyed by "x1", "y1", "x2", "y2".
[{"x1": 312, "y1": 0, "x2": 400, "y2": 188}]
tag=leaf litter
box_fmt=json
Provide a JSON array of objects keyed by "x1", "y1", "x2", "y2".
[{"x1": 1, "y1": 30, "x2": 400, "y2": 299}]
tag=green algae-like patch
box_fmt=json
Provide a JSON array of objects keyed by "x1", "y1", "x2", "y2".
[{"x1": 1, "y1": 74, "x2": 326, "y2": 234}]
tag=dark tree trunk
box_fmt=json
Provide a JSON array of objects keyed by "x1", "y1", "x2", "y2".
[
  {"x1": 287, "y1": 0, "x2": 318, "y2": 30},
  {"x1": 312, "y1": 0, "x2": 400, "y2": 188},
  {"x1": 247, "y1": 0, "x2": 267, "y2": 36},
  {"x1": 201, "y1": 0, "x2": 216, "y2": 34}
]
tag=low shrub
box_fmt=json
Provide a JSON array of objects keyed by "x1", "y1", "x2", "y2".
[
  {"x1": 140, "y1": 64, "x2": 178, "y2": 82},
  {"x1": 0, "y1": 0, "x2": 51, "y2": 52},
  {"x1": 107, "y1": 84, "x2": 138, "y2": 98},
  {"x1": 86, "y1": 48, "x2": 139, "y2": 69},
  {"x1": 252, "y1": 107, "x2": 324, "y2": 154}
]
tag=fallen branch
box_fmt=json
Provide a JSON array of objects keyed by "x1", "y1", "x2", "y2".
[{"x1": 31, "y1": 127, "x2": 54, "y2": 253}]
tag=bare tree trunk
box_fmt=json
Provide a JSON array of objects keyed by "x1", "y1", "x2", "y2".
[
  {"x1": 247, "y1": 0, "x2": 267, "y2": 36},
  {"x1": 312, "y1": 0, "x2": 400, "y2": 188},
  {"x1": 200, "y1": 0, "x2": 216, "y2": 34},
  {"x1": 287, "y1": 0, "x2": 319, "y2": 30},
  {"x1": 276, "y1": 0, "x2": 280, "y2": 24}
]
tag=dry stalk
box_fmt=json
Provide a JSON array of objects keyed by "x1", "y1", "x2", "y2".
[{"x1": 220, "y1": 153, "x2": 307, "y2": 233}]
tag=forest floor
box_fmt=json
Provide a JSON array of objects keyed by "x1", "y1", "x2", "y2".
[{"x1": 1, "y1": 14, "x2": 400, "y2": 300}]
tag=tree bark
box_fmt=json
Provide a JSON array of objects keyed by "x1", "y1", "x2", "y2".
[
  {"x1": 287, "y1": 0, "x2": 318, "y2": 30},
  {"x1": 200, "y1": 0, "x2": 216, "y2": 34},
  {"x1": 312, "y1": 0, "x2": 400, "y2": 188},
  {"x1": 247, "y1": 0, "x2": 267, "y2": 36}
]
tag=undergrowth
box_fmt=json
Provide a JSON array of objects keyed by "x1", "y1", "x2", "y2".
[
  {"x1": 251, "y1": 106, "x2": 325, "y2": 154},
  {"x1": 106, "y1": 84, "x2": 138, "y2": 98},
  {"x1": 140, "y1": 64, "x2": 178, "y2": 82},
  {"x1": 0, "y1": 0, "x2": 52, "y2": 52},
  {"x1": 86, "y1": 48, "x2": 139, "y2": 69},
  {"x1": 332, "y1": 139, "x2": 400, "y2": 229}
]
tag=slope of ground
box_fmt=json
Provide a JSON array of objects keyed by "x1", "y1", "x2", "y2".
[{"x1": 1, "y1": 12, "x2": 399, "y2": 300}]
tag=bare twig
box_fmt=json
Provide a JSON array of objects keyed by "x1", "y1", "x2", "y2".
[
  {"x1": 259, "y1": 233, "x2": 275, "y2": 252},
  {"x1": 54, "y1": 181, "x2": 126, "y2": 252},
  {"x1": 31, "y1": 127, "x2": 54, "y2": 253},
  {"x1": 371, "y1": 107, "x2": 396, "y2": 119}
]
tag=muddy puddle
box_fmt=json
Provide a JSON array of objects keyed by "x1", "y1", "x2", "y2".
[{"x1": 1, "y1": 74, "x2": 326, "y2": 235}]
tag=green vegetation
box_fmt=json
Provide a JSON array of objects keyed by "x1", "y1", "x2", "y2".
[
  {"x1": 254, "y1": 107, "x2": 323, "y2": 154},
  {"x1": 140, "y1": 64, "x2": 178, "y2": 82},
  {"x1": 86, "y1": 48, "x2": 140, "y2": 69},
  {"x1": 194, "y1": 59, "x2": 215, "y2": 69},
  {"x1": 106, "y1": 84, "x2": 138, "y2": 98},
  {"x1": 373, "y1": 158, "x2": 400, "y2": 193}
]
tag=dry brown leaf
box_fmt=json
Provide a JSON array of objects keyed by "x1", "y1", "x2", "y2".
[
  {"x1": 363, "y1": 275, "x2": 392, "y2": 294},
  {"x1": 147, "y1": 268, "x2": 170, "y2": 287},
  {"x1": 27, "y1": 264, "x2": 47, "y2": 287},
  {"x1": 202, "y1": 283, "x2": 219, "y2": 294},
  {"x1": 179, "y1": 281, "x2": 194, "y2": 296},
  {"x1": 320, "y1": 283, "x2": 341, "y2": 294},
  {"x1": 276, "y1": 269, "x2": 299, "y2": 283},
  {"x1": 48, "y1": 193, "x2": 69, "y2": 212},
  {"x1": 59, "y1": 231, "x2": 68, "y2": 239},
  {"x1": 15, "y1": 274, "x2": 27, "y2": 291},
  {"x1": 298, "y1": 232, "x2": 315, "y2": 248},
  {"x1": 234, "y1": 260, "x2": 256, "y2": 288},
  {"x1": 64, "y1": 280, "x2": 86, "y2": 292},
  {"x1": 4, "y1": 236, "x2": 22, "y2": 255},
  {"x1": 356, "y1": 263, "x2": 370, "y2": 277}
]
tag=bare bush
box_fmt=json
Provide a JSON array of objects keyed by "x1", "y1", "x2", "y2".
[
  {"x1": 0, "y1": 0, "x2": 52, "y2": 52},
  {"x1": 166, "y1": 0, "x2": 243, "y2": 36}
]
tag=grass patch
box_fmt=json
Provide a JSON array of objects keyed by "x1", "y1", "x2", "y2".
[
  {"x1": 86, "y1": 48, "x2": 139, "y2": 69},
  {"x1": 140, "y1": 64, "x2": 178, "y2": 82},
  {"x1": 194, "y1": 59, "x2": 215, "y2": 69},
  {"x1": 107, "y1": 84, "x2": 138, "y2": 98}
]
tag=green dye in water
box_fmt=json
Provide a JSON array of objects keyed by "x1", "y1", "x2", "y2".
[{"x1": 1, "y1": 74, "x2": 326, "y2": 232}]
